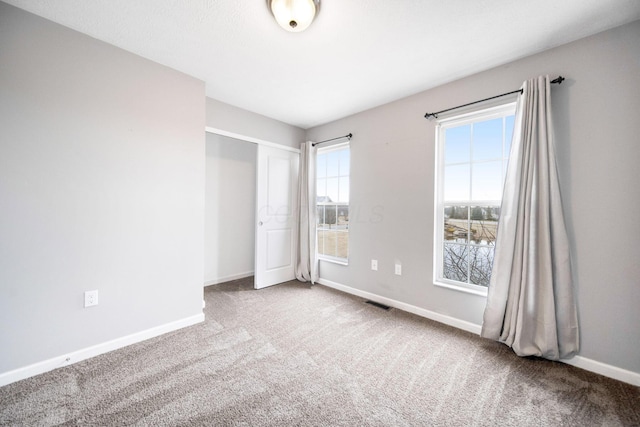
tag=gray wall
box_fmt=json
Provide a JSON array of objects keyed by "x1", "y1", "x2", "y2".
[
  {"x1": 0, "y1": 3, "x2": 205, "y2": 373},
  {"x1": 204, "y1": 134, "x2": 257, "y2": 284},
  {"x1": 307, "y1": 21, "x2": 640, "y2": 374},
  {"x1": 206, "y1": 98, "x2": 306, "y2": 150}
]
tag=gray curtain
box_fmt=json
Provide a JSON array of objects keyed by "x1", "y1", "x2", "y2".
[
  {"x1": 481, "y1": 75, "x2": 579, "y2": 360},
  {"x1": 295, "y1": 141, "x2": 319, "y2": 283}
]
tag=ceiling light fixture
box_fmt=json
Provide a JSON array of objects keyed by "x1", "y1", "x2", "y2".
[{"x1": 268, "y1": 0, "x2": 320, "y2": 33}]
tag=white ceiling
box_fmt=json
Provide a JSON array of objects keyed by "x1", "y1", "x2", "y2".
[{"x1": 5, "y1": 0, "x2": 640, "y2": 129}]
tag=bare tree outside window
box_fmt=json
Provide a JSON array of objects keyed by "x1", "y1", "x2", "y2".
[{"x1": 442, "y1": 205, "x2": 499, "y2": 286}]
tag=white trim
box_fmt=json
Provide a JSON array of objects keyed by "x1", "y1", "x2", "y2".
[
  {"x1": 436, "y1": 102, "x2": 517, "y2": 126},
  {"x1": 434, "y1": 280, "x2": 488, "y2": 297},
  {"x1": 317, "y1": 278, "x2": 482, "y2": 335},
  {"x1": 318, "y1": 277, "x2": 640, "y2": 386},
  {"x1": 203, "y1": 271, "x2": 254, "y2": 287},
  {"x1": 205, "y1": 126, "x2": 300, "y2": 153},
  {"x1": 318, "y1": 257, "x2": 349, "y2": 266},
  {"x1": 316, "y1": 140, "x2": 350, "y2": 153},
  {"x1": 0, "y1": 313, "x2": 204, "y2": 387},
  {"x1": 562, "y1": 355, "x2": 640, "y2": 387}
]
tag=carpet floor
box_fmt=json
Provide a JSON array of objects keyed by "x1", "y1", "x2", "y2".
[{"x1": 1, "y1": 277, "x2": 638, "y2": 426}]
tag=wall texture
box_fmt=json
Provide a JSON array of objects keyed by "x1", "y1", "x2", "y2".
[
  {"x1": 0, "y1": 3, "x2": 205, "y2": 374},
  {"x1": 306, "y1": 21, "x2": 640, "y2": 375},
  {"x1": 204, "y1": 134, "x2": 257, "y2": 285}
]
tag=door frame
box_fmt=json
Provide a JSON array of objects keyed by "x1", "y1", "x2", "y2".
[
  {"x1": 204, "y1": 127, "x2": 300, "y2": 288},
  {"x1": 205, "y1": 127, "x2": 300, "y2": 155}
]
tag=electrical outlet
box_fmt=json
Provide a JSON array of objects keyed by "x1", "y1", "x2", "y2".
[
  {"x1": 371, "y1": 259, "x2": 378, "y2": 271},
  {"x1": 84, "y1": 290, "x2": 99, "y2": 308},
  {"x1": 395, "y1": 264, "x2": 402, "y2": 276}
]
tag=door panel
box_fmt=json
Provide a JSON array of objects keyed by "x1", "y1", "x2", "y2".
[
  {"x1": 255, "y1": 145, "x2": 299, "y2": 289},
  {"x1": 267, "y1": 229, "x2": 292, "y2": 269}
]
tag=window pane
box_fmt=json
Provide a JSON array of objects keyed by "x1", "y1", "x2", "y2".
[
  {"x1": 444, "y1": 164, "x2": 470, "y2": 201},
  {"x1": 505, "y1": 115, "x2": 515, "y2": 158},
  {"x1": 338, "y1": 177, "x2": 349, "y2": 202},
  {"x1": 469, "y1": 246, "x2": 494, "y2": 287},
  {"x1": 339, "y1": 149, "x2": 350, "y2": 175},
  {"x1": 472, "y1": 161, "x2": 502, "y2": 201},
  {"x1": 317, "y1": 178, "x2": 327, "y2": 198},
  {"x1": 336, "y1": 231, "x2": 348, "y2": 259},
  {"x1": 317, "y1": 230, "x2": 328, "y2": 255},
  {"x1": 444, "y1": 205, "x2": 468, "y2": 243},
  {"x1": 445, "y1": 125, "x2": 470, "y2": 164},
  {"x1": 317, "y1": 145, "x2": 349, "y2": 262},
  {"x1": 327, "y1": 205, "x2": 338, "y2": 226},
  {"x1": 327, "y1": 151, "x2": 339, "y2": 176},
  {"x1": 317, "y1": 205, "x2": 326, "y2": 226},
  {"x1": 326, "y1": 177, "x2": 339, "y2": 202},
  {"x1": 443, "y1": 243, "x2": 468, "y2": 282},
  {"x1": 337, "y1": 205, "x2": 349, "y2": 229},
  {"x1": 317, "y1": 154, "x2": 327, "y2": 178},
  {"x1": 469, "y1": 206, "x2": 499, "y2": 245},
  {"x1": 437, "y1": 107, "x2": 514, "y2": 288},
  {"x1": 319, "y1": 230, "x2": 338, "y2": 257},
  {"x1": 473, "y1": 118, "x2": 503, "y2": 161},
  {"x1": 317, "y1": 231, "x2": 324, "y2": 254}
]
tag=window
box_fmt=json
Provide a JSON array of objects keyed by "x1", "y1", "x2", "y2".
[
  {"x1": 434, "y1": 103, "x2": 515, "y2": 295},
  {"x1": 317, "y1": 143, "x2": 350, "y2": 263}
]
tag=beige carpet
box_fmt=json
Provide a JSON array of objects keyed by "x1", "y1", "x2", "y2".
[{"x1": 1, "y1": 277, "x2": 638, "y2": 426}]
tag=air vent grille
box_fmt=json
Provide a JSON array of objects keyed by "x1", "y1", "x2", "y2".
[{"x1": 365, "y1": 300, "x2": 391, "y2": 311}]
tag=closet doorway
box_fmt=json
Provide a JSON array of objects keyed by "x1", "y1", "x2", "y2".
[{"x1": 204, "y1": 128, "x2": 299, "y2": 289}]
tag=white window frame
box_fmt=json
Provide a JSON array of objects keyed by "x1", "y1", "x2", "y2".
[
  {"x1": 316, "y1": 142, "x2": 350, "y2": 264},
  {"x1": 433, "y1": 103, "x2": 516, "y2": 296}
]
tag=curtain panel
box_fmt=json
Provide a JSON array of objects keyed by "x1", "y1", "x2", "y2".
[
  {"x1": 295, "y1": 141, "x2": 319, "y2": 283},
  {"x1": 481, "y1": 75, "x2": 579, "y2": 360}
]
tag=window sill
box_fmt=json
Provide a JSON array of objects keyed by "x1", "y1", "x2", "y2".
[
  {"x1": 434, "y1": 280, "x2": 488, "y2": 297},
  {"x1": 318, "y1": 256, "x2": 349, "y2": 266}
]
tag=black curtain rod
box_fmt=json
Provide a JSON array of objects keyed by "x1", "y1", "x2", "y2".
[
  {"x1": 312, "y1": 133, "x2": 353, "y2": 147},
  {"x1": 424, "y1": 76, "x2": 565, "y2": 120}
]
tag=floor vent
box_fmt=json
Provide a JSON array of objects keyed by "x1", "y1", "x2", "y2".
[{"x1": 365, "y1": 300, "x2": 391, "y2": 311}]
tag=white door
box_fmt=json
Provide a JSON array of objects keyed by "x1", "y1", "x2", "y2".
[{"x1": 255, "y1": 145, "x2": 299, "y2": 289}]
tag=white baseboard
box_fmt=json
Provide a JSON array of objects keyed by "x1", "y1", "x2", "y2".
[
  {"x1": 0, "y1": 313, "x2": 205, "y2": 388},
  {"x1": 562, "y1": 355, "x2": 640, "y2": 387},
  {"x1": 204, "y1": 271, "x2": 254, "y2": 287},
  {"x1": 318, "y1": 278, "x2": 482, "y2": 335},
  {"x1": 317, "y1": 278, "x2": 640, "y2": 387}
]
